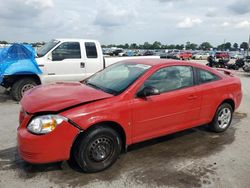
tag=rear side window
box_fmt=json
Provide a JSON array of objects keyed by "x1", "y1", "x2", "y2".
[
  {"x1": 85, "y1": 42, "x2": 98, "y2": 58},
  {"x1": 197, "y1": 68, "x2": 219, "y2": 84},
  {"x1": 52, "y1": 42, "x2": 81, "y2": 61}
]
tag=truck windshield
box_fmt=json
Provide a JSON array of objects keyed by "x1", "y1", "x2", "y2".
[
  {"x1": 84, "y1": 62, "x2": 151, "y2": 95},
  {"x1": 37, "y1": 39, "x2": 60, "y2": 57}
]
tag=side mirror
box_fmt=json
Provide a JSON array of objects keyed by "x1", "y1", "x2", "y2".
[
  {"x1": 137, "y1": 86, "x2": 160, "y2": 98},
  {"x1": 47, "y1": 53, "x2": 52, "y2": 61}
]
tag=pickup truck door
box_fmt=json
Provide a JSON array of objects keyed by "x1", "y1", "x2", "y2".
[
  {"x1": 81, "y1": 42, "x2": 104, "y2": 78},
  {"x1": 42, "y1": 41, "x2": 86, "y2": 83}
]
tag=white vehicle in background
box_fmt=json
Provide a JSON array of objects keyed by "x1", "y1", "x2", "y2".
[
  {"x1": 193, "y1": 52, "x2": 210, "y2": 60},
  {"x1": 228, "y1": 51, "x2": 244, "y2": 59},
  {"x1": 2, "y1": 38, "x2": 160, "y2": 100}
]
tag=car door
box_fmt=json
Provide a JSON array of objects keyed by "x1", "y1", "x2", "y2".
[
  {"x1": 42, "y1": 41, "x2": 85, "y2": 83},
  {"x1": 194, "y1": 68, "x2": 221, "y2": 123},
  {"x1": 132, "y1": 65, "x2": 202, "y2": 143}
]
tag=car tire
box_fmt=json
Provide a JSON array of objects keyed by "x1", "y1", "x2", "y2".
[
  {"x1": 11, "y1": 78, "x2": 37, "y2": 101},
  {"x1": 74, "y1": 126, "x2": 122, "y2": 173},
  {"x1": 209, "y1": 103, "x2": 233, "y2": 133}
]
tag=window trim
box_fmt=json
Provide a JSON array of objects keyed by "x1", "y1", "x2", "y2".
[
  {"x1": 51, "y1": 41, "x2": 82, "y2": 61},
  {"x1": 136, "y1": 65, "x2": 196, "y2": 97}
]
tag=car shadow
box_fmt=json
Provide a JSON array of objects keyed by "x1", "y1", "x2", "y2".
[{"x1": 0, "y1": 87, "x2": 14, "y2": 103}]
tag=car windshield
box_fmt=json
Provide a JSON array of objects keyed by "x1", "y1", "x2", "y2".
[
  {"x1": 84, "y1": 62, "x2": 151, "y2": 95},
  {"x1": 37, "y1": 39, "x2": 60, "y2": 57}
]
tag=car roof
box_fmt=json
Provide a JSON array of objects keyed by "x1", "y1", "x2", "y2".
[
  {"x1": 121, "y1": 58, "x2": 207, "y2": 69},
  {"x1": 120, "y1": 58, "x2": 226, "y2": 78},
  {"x1": 55, "y1": 38, "x2": 100, "y2": 44}
]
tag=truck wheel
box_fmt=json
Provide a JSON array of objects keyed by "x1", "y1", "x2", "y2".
[
  {"x1": 74, "y1": 126, "x2": 122, "y2": 173},
  {"x1": 11, "y1": 78, "x2": 37, "y2": 101},
  {"x1": 209, "y1": 103, "x2": 233, "y2": 133}
]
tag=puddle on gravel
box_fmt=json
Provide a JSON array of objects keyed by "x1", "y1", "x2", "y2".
[{"x1": 0, "y1": 111, "x2": 246, "y2": 187}]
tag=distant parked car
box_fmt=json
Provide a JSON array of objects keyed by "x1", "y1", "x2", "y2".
[
  {"x1": 119, "y1": 50, "x2": 135, "y2": 57},
  {"x1": 193, "y1": 52, "x2": 210, "y2": 60},
  {"x1": 176, "y1": 51, "x2": 192, "y2": 60},
  {"x1": 215, "y1": 52, "x2": 229, "y2": 59},
  {"x1": 108, "y1": 49, "x2": 124, "y2": 56},
  {"x1": 166, "y1": 52, "x2": 178, "y2": 59},
  {"x1": 143, "y1": 50, "x2": 154, "y2": 56},
  {"x1": 229, "y1": 52, "x2": 244, "y2": 59}
]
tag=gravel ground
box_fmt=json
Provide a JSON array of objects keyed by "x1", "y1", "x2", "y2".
[{"x1": 0, "y1": 61, "x2": 250, "y2": 188}]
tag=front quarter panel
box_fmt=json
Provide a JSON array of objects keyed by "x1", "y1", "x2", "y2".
[{"x1": 61, "y1": 96, "x2": 133, "y2": 145}]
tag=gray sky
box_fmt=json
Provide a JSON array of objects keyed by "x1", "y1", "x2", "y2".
[{"x1": 0, "y1": 0, "x2": 249, "y2": 45}]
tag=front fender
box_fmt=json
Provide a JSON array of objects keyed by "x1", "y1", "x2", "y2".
[
  {"x1": 3, "y1": 59, "x2": 42, "y2": 76},
  {"x1": 61, "y1": 101, "x2": 133, "y2": 145}
]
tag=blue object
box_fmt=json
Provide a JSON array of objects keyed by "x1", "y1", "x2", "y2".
[{"x1": 0, "y1": 44, "x2": 42, "y2": 84}]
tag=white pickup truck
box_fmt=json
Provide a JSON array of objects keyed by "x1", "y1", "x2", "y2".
[{"x1": 1, "y1": 38, "x2": 159, "y2": 100}]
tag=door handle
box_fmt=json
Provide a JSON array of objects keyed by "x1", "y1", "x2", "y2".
[
  {"x1": 80, "y1": 62, "x2": 85, "y2": 68},
  {"x1": 187, "y1": 95, "x2": 198, "y2": 100}
]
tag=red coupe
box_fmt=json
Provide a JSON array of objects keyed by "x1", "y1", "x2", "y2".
[{"x1": 18, "y1": 59, "x2": 242, "y2": 172}]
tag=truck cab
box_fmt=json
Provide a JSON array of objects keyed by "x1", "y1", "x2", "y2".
[
  {"x1": 0, "y1": 39, "x2": 105, "y2": 101},
  {"x1": 0, "y1": 38, "x2": 159, "y2": 101},
  {"x1": 36, "y1": 39, "x2": 104, "y2": 84}
]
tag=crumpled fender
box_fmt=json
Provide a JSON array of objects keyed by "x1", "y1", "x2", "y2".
[
  {"x1": 3, "y1": 59, "x2": 42, "y2": 75},
  {"x1": 0, "y1": 44, "x2": 42, "y2": 84}
]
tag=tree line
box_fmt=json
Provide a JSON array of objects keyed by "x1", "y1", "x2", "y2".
[
  {"x1": 102, "y1": 41, "x2": 249, "y2": 51},
  {"x1": 0, "y1": 40, "x2": 249, "y2": 51}
]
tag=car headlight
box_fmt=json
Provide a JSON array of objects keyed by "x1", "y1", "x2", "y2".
[{"x1": 27, "y1": 115, "x2": 68, "y2": 134}]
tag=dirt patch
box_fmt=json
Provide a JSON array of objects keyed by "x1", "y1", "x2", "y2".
[{"x1": 234, "y1": 112, "x2": 247, "y2": 119}]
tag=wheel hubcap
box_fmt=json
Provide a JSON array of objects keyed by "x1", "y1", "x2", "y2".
[
  {"x1": 21, "y1": 84, "x2": 35, "y2": 95},
  {"x1": 88, "y1": 137, "x2": 114, "y2": 162},
  {"x1": 218, "y1": 108, "x2": 232, "y2": 129}
]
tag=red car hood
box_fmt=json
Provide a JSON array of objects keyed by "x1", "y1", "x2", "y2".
[{"x1": 21, "y1": 82, "x2": 113, "y2": 114}]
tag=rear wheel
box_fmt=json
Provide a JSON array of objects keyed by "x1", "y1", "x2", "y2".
[
  {"x1": 73, "y1": 126, "x2": 122, "y2": 173},
  {"x1": 11, "y1": 78, "x2": 37, "y2": 101},
  {"x1": 209, "y1": 103, "x2": 233, "y2": 133}
]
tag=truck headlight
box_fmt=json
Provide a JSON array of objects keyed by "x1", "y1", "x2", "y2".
[{"x1": 27, "y1": 115, "x2": 68, "y2": 134}]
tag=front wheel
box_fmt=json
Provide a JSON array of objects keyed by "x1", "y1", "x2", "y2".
[
  {"x1": 209, "y1": 103, "x2": 233, "y2": 133},
  {"x1": 73, "y1": 126, "x2": 122, "y2": 173},
  {"x1": 11, "y1": 78, "x2": 37, "y2": 101}
]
